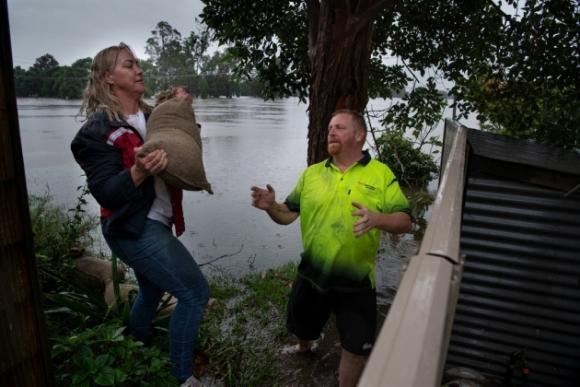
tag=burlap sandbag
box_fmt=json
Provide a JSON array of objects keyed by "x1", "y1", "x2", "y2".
[
  {"x1": 73, "y1": 256, "x2": 126, "y2": 285},
  {"x1": 139, "y1": 98, "x2": 213, "y2": 193},
  {"x1": 104, "y1": 282, "x2": 177, "y2": 316}
]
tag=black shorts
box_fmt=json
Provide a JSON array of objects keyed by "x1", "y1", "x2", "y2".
[{"x1": 286, "y1": 276, "x2": 377, "y2": 356}]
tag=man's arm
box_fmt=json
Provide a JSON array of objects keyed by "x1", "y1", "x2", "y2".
[
  {"x1": 352, "y1": 201, "x2": 411, "y2": 237},
  {"x1": 265, "y1": 201, "x2": 299, "y2": 225},
  {"x1": 251, "y1": 184, "x2": 299, "y2": 225}
]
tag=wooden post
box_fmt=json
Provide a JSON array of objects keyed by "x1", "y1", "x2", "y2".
[{"x1": 0, "y1": 1, "x2": 55, "y2": 385}]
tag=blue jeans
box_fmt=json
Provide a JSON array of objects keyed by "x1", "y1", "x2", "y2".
[{"x1": 104, "y1": 219, "x2": 209, "y2": 381}]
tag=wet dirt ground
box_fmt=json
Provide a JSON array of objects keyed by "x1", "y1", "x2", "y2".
[{"x1": 275, "y1": 304, "x2": 391, "y2": 387}]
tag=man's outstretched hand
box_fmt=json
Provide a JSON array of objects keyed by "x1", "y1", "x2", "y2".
[{"x1": 251, "y1": 184, "x2": 276, "y2": 211}]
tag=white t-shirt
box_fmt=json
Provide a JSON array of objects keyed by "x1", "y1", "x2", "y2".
[{"x1": 126, "y1": 111, "x2": 173, "y2": 227}]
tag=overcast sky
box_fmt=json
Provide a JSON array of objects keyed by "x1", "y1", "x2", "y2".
[{"x1": 7, "y1": 0, "x2": 205, "y2": 68}]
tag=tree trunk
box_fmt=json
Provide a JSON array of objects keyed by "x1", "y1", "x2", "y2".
[
  {"x1": 307, "y1": 0, "x2": 375, "y2": 165},
  {"x1": 0, "y1": 1, "x2": 54, "y2": 384}
]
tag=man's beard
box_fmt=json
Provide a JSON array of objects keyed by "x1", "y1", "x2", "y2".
[{"x1": 328, "y1": 142, "x2": 341, "y2": 155}]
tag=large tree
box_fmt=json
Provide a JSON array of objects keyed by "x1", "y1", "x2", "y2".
[
  {"x1": 28, "y1": 53, "x2": 60, "y2": 97},
  {"x1": 201, "y1": 0, "x2": 579, "y2": 163},
  {"x1": 146, "y1": 21, "x2": 188, "y2": 89}
]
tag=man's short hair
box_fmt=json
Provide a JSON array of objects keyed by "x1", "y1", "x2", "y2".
[{"x1": 331, "y1": 109, "x2": 367, "y2": 133}]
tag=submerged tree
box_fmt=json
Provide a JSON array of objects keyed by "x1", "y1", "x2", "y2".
[
  {"x1": 145, "y1": 21, "x2": 186, "y2": 90},
  {"x1": 201, "y1": 0, "x2": 580, "y2": 163},
  {"x1": 13, "y1": 54, "x2": 91, "y2": 99},
  {"x1": 28, "y1": 53, "x2": 60, "y2": 97},
  {"x1": 144, "y1": 20, "x2": 261, "y2": 98}
]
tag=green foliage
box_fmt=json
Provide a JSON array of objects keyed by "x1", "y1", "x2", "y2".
[
  {"x1": 202, "y1": 0, "x2": 579, "y2": 148},
  {"x1": 374, "y1": 79, "x2": 443, "y2": 191},
  {"x1": 144, "y1": 21, "x2": 265, "y2": 98},
  {"x1": 146, "y1": 21, "x2": 186, "y2": 90},
  {"x1": 376, "y1": 131, "x2": 439, "y2": 191},
  {"x1": 383, "y1": 0, "x2": 579, "y2": 148},
  {"x1": 374, "y1": 129, "x2": 438, "y2": 238},
  {"x1": 201, "y1": 0, "x2": 310, "y2": 100},
  {"x1": 31, "y1": 189, "x2": 134, "y2": 332},
  {"x1": 54, "y1": 58, "x2": 92, "y2": 99},
  {"x1": 15, "y1": 55, "x2": 91, "y2": 99},
  {"x1": 30, "y1": 186, "x2": 97, "y2": 291},
  {"x1": 381, "y1": 79, "x2": 447, "y2": 137},
  {"x1": 455, "y1": 69, "x2": 580, "y2": 149},
  {"x1": 449, "y1": 0, "x2": 580, "y2": 148},
  {"x1": 32, "y1": 53, "x2": 60, "y2": 71},
  {"x1": 32, "y1": 194, "x2": 170, "y2": 385},
  {"x1": 51, "y1": 322, "x2": 174, "y2": 387},
  {"x1": 13, "y1": 22, "x2": 264, "y2": 99},
  {"x1": 369, "y1": 80, "x2": 443, "y2": 235}
]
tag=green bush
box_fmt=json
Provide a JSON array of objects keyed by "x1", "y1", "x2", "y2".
[
  {"x1": 376, "y1": 131, "x2": 439, "y2": 190},
  {"x1": 375, "y1": 131, "x2": 439, "y2": 239},
  {"x1": 30, "y1": 186, "x2": 97, "y2": 291},
  {"x1": 51, "y1": 322, "x2": 174, "y2": 387}
]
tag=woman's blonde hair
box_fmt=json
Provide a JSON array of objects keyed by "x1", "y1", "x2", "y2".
[{"x1": 79, "y1": 42, "x2": 151, "y2": 121}]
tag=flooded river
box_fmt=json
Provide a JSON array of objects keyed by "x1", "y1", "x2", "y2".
[{"x1": 17, "y1": 96, "x2": 473, "y2": 305}]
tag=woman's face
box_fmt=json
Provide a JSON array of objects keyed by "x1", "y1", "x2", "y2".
[{"x1": 105, "y1": 49, "x2": 145, "y2": 99}]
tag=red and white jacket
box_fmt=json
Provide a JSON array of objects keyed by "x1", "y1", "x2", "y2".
[{"x1": 71, "y1": 110, "x2": 184, "y2": 238}]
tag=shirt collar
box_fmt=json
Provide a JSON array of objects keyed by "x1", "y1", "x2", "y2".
[{"x1": 325, "y1": 149, "x2": 371, "y2": 168}]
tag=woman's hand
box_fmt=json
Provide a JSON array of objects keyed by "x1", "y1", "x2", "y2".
[
  {"x1": 173, "y1": 86, "x2": 193, "y2": 104},
  {"x1": 131, "y1": 147, "x2": 167, "y2": 185}
]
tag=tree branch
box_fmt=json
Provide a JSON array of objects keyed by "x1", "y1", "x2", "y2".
[
  {"x1": 401, "y1": 57, "x2": 420, "y2": 83},
  {"x1": 199, "y1": 244, "x2": 244, "y2": 267}
]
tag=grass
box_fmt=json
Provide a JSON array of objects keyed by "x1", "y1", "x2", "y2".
[{"x1": 199, "y1": 263, "x2": 297, "y2": 386}]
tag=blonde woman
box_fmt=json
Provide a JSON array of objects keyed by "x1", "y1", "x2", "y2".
[{"x1": 71, "y1": 43, "x2": 207, "y2": 387}]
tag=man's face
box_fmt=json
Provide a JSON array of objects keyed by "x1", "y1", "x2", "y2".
[{"x1": 327, "y1": 113, "x2": 364, "y2": 156}]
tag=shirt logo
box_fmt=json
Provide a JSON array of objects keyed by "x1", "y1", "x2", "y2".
[{"x1": 358, "y1": 182, "x2": 377, "y2": 191}]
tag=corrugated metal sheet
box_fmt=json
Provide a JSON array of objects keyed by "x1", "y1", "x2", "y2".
[{"x1": 447, "y1": 174, "x2": 580, "y2": 386}]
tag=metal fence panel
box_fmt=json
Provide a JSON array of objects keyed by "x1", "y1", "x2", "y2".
[{"x1": 448, "y1": 174, "x2": 580, "y2": 386}]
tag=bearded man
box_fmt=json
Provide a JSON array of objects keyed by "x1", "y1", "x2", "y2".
[{"x1": 251, "y1": 109, "x2": 411, "y2": 387}]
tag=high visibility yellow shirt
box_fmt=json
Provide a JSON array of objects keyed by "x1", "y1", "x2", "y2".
[{"x1": 285, "y1": 151, "x2": 410, "y2": 291}]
